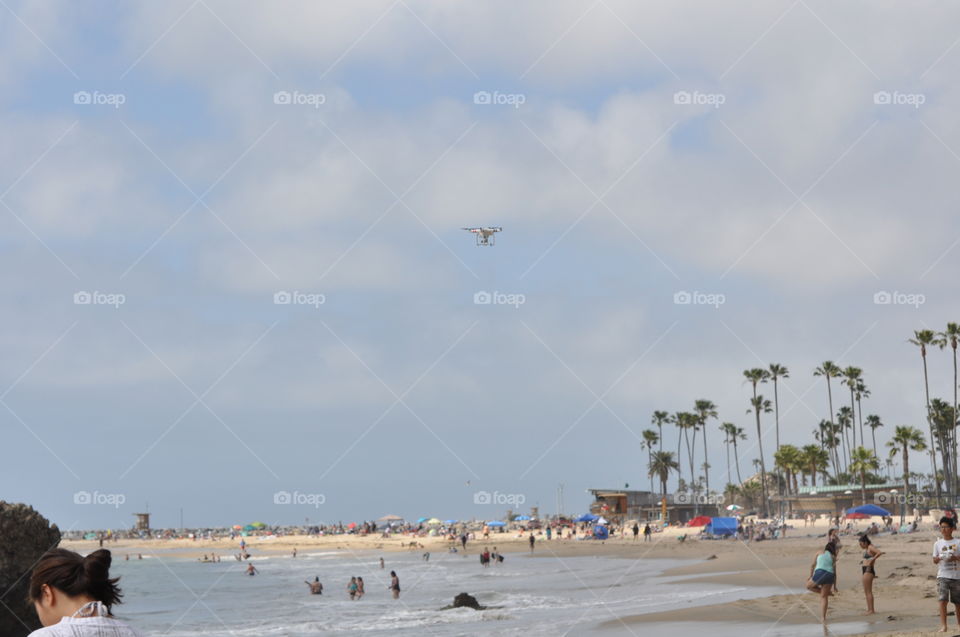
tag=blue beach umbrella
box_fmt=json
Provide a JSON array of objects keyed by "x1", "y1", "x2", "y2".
[
  {"x1": 486, "y1": 520, "x2": 506, "y2": 527},
  {"x1": 515, "y1": 515, "x2": 531, "y2": 521},
  {"x1": 846, "y1": 504, "x2": 890, "y2": 517},
  {"x1": 444, "y1": 519, "x2": 458, "y2": 524},
  {"x1": 416, "y1": 517, "x2": 429, "y2": 523},
  {"x1": 574, "y1": 514, "x2": 599, "y2": 523}
]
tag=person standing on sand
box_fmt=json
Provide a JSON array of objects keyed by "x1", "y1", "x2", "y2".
[
  {"x1": 858, "y1": 535, "x2": 883, "y2": 614},
  {"x1": 529, "y1": 534, "x2": 535, "y2": 553},
  {"x1": 379, "y1": 557, "x2": 385, "y2": 569},
  {"x1": 643, "y1": 524, "x2": 651, "y2": 542},
  {"x1": 389, "y1": 571, "x2": 400, "y2": 599},
  {"x1": 27, "y1": 548, "x2": 144, "y2": 637},
  {"x1": 934, "y1": 515, "x2": 960, "y2": 632},
  {"x1": 806, "y1": 542, "x2": 837, "y2": 624},
  {"x1": 356, "y1": 577, "x2": 365, "y2": 599}
]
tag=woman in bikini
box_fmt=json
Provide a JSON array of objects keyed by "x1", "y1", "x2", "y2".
[{"x1": 859, "y1": 534, "x2": 884, "y2": 614}]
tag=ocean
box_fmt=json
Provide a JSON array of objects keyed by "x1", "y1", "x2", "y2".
[{"x1": 109, "y1": 548, "x2": 867, "y2": 635}]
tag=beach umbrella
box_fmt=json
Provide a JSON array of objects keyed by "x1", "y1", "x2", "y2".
[
  {"x1": 726, "y1": 504, "x2": 743, "y2": 511},
  {"x1": 416, "y1": 517, "x2": 429, "y2": 523},
  {"x1": 378, "y1": 514, "x2": 403, "y2": 522},
  {"x1": 250, "y1": 521, "x2": 267, "y2": 529},
  {"x1": 688, "y1": 515, "x2": 712, "y2": 527},
  {"x1": 574, "y1": 514, "x2": 599, "y2": 523},
  {"x1": 486, "y1": 521, "x2": 506, "y2": 527},
  {"x1": 427, "y1": 518, "x2": 442, "y2": 525},
  {"x1": 847, "y1": 503, "x2": 890, "y2": 517},
  {"x1": 347, "y1": 522, "x2": 357, "y2": 529},
  {"x1": 444, "y1": 519, "x2": 458, "y2": 525},
  {"x1": 515, "y1": 515, "x2": 531, "y2": 521},
  {"x1": 243, "y1": 524, "x2": 255, "y2": 531},
  {"x1": 232, "y1": 525, "x2": 243, "y2": 529}
]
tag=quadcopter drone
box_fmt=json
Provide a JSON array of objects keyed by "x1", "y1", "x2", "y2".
[{"x1": 462, "y1": 226, "x2": 502, "y2": 246}]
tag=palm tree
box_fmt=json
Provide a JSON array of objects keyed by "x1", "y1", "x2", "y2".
[
  {"x1": 938, "y1": 322, "x2": 960, "y2": 496},
  {"x1": 930, "y1": 398, "x2": 958, "y2": 494},
  {"x1": 801, "y1": 444, "x2": 829, "y2": 487},
  {"x1": 909, "y1": 330, "x2": 942, "y2": 502},
  {"x1": 837, "y1": 405, "x2": 855, "y2": 472},
  {"x1": 849, "y1": 446, "x2": 880, "y2": 506},
  {"x1": 693, "y1": 399, "x2": 718, "y2": 493},
  {"x1": 865, "y1": 414, "x2": 883, "y2": 459},
  {"x1": 774, "y1": 444, "x2": 802, "y2": 501},
  {"x1": 642, "y1": 429, "x2": 659, "y2": 493},
  {"x1": 721, "y1": 422, "x2": 746, "y2": 487},
  {"x1": 855, "y1": 379, "x2": 870, "y2": 453},
  {"x1": 814, "y1": 361, "x2": 842, "y2": 474},
  {"x1": 841, "y1": 366, "x2": 862, "y2": 452},
  {"x1": 887, "y1": 425, "x2": 927, "y2": 523},
  {"x1": 649, "y1": 451, "x2": 679, "y2": 497},
  {"x1": 651, "y1": 410, "x2": 670, "y2": 453},
  {"x1": 768, "y1": 364, "x2": 789, "y2": 453},
  {"x1": 744, "y1": 366, "x2": 771, "y2": 516}
]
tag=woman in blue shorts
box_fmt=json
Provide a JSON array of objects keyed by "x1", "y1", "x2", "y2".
[{"x1": 806, "y1": 542, "x2": 837, "y2": 624}]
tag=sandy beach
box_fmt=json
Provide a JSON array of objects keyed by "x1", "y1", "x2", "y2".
[{"x1": 61, "y1": 518, "x2": 959, "y2": 636}]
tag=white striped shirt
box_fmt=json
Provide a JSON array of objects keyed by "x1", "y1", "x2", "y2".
[{"x1": 28, "y1": 602, "x2": 144, "y2": 637}]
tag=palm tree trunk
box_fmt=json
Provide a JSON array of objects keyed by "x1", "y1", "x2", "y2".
[
  {"x1": 753, "y1": 385, "x2": 769, "y2": 517},
  {"x1": 871, "y1": 426, "x2": 878, "y2": 460},
  {"x1": 733, "y1": 439, "x2": 743, "y2": 486},
  {"x1": 725, "y1": 433, "x2": 732, "y2": 489},
  {"x1": 922, "y1": 352, "x2": 942, "y2": 502},
  {"x1": 702, "y1": 424, "x2": 710, "y2": 494},
  {"x1": 902, "y1": 446, "x2": 910, "y2": 525},
  {"x1": 953, "y1": 343, "x2": 958, "y2": 499},
  {"x1": 774, "y1": 379, "x2": 781, "y2": 452},
  {"x1": 810, "y1": 461, "x2": 817, "y2": 487},
  {"x1": 648, "y1": 447, "x2": 654, "y2": 494},
  {"x1": 856, "y1": 396, "x2": 865, "y2": 456}
]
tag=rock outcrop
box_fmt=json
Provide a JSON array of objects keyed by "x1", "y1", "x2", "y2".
[
  {"x1": 0, "y1": 502, "x2": 61, "y2": 637},
  {"x1": 442, "y1": 592, "x2": 486, "y2": 610}
]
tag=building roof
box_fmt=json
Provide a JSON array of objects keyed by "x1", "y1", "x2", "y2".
[{"x1": 796, "y1": 483, "x2": 902, "y2": 494}]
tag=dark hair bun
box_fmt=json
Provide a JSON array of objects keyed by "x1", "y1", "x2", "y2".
[{"x1": 83, "y1": 549, "x2": 112, "y2": 581}]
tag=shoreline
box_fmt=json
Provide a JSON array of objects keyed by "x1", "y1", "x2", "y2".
[{"x1": 62, "y1": 519, "x2": 950, "y2": 635}]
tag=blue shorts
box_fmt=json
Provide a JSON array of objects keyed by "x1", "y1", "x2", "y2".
[{"x1": 812, "y1": 569, "x2": 835, "y2": 586}]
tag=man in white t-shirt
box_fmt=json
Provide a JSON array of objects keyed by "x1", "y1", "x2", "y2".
[{"x1": 933, "y1": 515, "x2": 960, "y2": 632}]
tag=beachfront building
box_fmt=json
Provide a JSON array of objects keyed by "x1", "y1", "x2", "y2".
[
  {"x1": 587, "y1": 488, "x2": 703, "y2": 525},
  {"x1": 781, "y1": 483, "x2": 908, "y2": 517}
]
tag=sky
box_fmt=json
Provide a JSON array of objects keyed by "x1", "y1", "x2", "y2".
[{"x1": 2, "y1": 0, "x2": 960, "y2": 531}]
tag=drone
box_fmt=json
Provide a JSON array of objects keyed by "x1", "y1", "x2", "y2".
[{"x1": 462, "y1": 226, "x2": 502, "y2": 246}]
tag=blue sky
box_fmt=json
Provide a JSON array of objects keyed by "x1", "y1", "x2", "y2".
[{"x1": 2, "y1": 0, "x2": 960, "y2": 530}]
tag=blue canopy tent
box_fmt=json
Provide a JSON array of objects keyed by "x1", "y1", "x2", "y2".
[
  {"x1": 593, "y1": 525, "x2": 609, "y2": 540},
  {"x1": 515, "y1": 515, "x2": 531, "y2": 521},
  {"x1": 705, "y1": 517, "x2": 738, "y2": 537},
  {"x1": 575, "y1": 514, "x2": 599, "y2": 523},
  {"x1": 847, "y1": 504, "x2": 891, "y2": 517}
]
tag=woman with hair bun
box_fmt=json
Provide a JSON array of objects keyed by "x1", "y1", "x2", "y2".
[{"x1": 28, "y1": 548, "x2": 143, "y2": 636}]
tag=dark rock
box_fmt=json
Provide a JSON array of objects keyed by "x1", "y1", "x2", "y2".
[
  {"x1": 443, "y1": 592, "x2": 486, "y2": 610},
  {"x1": 705, "y1": 554, "x2": 717, "y2": 560},
  {"x1": 0, "y1": 502, "x2": 61, "y2": 637}
]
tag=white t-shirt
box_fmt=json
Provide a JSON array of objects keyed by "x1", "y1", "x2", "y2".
[{"x1": 934, "y1": 538, "x2": 960, "y2": 579}]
